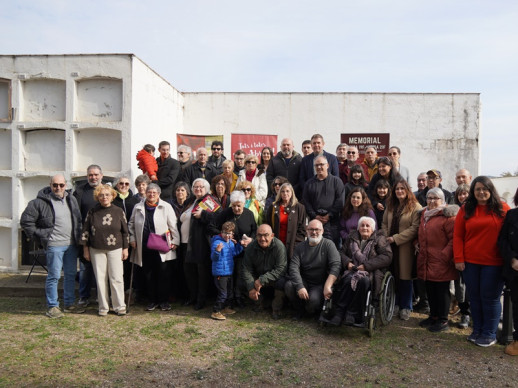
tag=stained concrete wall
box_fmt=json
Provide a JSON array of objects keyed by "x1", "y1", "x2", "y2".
[{"x1": 183, "y1": 92, "x2": 480, "y2": 191}]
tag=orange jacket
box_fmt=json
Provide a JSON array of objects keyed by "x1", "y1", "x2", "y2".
[{"x1": 136, "y1": 149, "x2": 158, "y2": 178}]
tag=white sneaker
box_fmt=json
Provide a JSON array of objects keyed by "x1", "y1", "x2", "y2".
[{"x1": 399, "y1": 308, "x2": 411, "y2": 321}]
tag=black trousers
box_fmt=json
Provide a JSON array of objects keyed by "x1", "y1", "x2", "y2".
[
  {"x1": 425, "y1": 280, "x2": 450, "y2": 322},
  {"x1": 508, "y1": 276, "x2": 518, "y2": 341},
  {"x1": 184, "y1": 260, "x2": 211, "y2": 305},
  {"x1": 142, "y1": 248, "x2": 171, "y2": 305},
  {"x1": 334, "y1": 273, "x2": 370, "y2": 321}
]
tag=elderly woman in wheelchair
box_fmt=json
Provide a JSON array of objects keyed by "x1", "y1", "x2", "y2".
[{"x1": 320, "y1": 216, "x2": 393, "y2": 327}]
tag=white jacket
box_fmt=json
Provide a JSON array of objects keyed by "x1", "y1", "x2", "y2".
[{"x1": 236, "y1": 169, "x2": 267, "y2": 206}]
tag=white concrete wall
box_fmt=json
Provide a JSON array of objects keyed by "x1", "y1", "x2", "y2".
[
  {"x1": 183, "y1": 92, "x2": 480, "y2": 191},
  {"x1": 130, "y1": 57, "x2": 184, "y2": 187},
  {"x1": 491, "y1": 176, "x2": 518, "y2": 208}
]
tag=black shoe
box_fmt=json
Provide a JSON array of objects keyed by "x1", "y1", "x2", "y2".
[
  {"x1": 194, "y1": 302, "x2": 205, "y2": 311},
  {"x1": 183, "y1": 299, "x2": 195, "y2": 306},
  {"x1": 353, "y1": 320, "x2": 366, "y2": 328},
  {"x1": 234, "y1": 298, "x2": 246, "y2": 309},
  {"x1": 272, "y1": 310, "x2": 282, "y2": 320},
  {"x1": 327, "y1": 314, "x2": 343, "y2": 327},
  {"x1": 428, "y1": 321, "x2": 449, "y2": 333},
  {"x1": 414, "y1": 301, "x2": 430, "y2": 314},
  {"x1": 419, "y1": 317, "x2": 436, "y2": 328},
  {"x1": 292, "y1": 310, "x2": 305, "y2": 321},
  {"x1": 146, "y1": 303, "x2": 158, "y2": 311},
  {"x1": 160, "y1": 302, "x2": 171, "y2": 311}
]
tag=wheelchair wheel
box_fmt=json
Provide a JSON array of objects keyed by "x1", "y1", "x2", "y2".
[
  {"x1": 379, "y1": 271, "x2": 395, "y2": 326},
  {"x1": 368, "y1": 316, "x2": 375, "y2": 337}
]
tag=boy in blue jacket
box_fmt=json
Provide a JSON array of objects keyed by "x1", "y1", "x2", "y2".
[{"x1": 210, "y1": 221, "x2": 244, "y2": 320}]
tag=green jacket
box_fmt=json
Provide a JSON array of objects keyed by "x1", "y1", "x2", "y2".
[{"x1": 242, "y1": 237, "x2": 287, "y2": 291}]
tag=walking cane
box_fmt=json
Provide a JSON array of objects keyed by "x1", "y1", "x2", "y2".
[{"x1": 127, "y1": 260, "x2": 135, "y2": 313}]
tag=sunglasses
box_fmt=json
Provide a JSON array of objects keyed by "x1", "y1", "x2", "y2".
[
  {"x1": 52, "y1": 183, "x2": 65, "y2": 188},
  {"x1": 347, "y1": 151, "x2": 356, "y2": 155},
  {"x1": 118, "y1": 182, "x2": 130, "y2": 186},
  {"x1": 273, "y1": 182, "x2": 282, "y2": 187},
  {"x1": 246, "y1": 161, "x2": 257, "y2": 164},
  {"x1": 212, "y1": 147, "x2": 222, "y2": 151},
  {"x1": 242, "y1": 188, "x2": 252, "y2": 192}
]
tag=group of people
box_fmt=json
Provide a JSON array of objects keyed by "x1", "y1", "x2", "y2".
[{"x1": 19, "y1": 135, "x2": 518, "y2": 356}]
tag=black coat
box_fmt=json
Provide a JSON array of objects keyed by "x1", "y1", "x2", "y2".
[
  {"x1": 113, "y1": 190, "x2": 140, "y2": 220},
  {"x1": 156, "y1": 156, "x2": 181, "y2": 200},
  {"x1": 498, "y1": 208, "x2": 518, "y2": 281},
  {"x1": 183, "y1": 162, "x2": 216, "y2": 187},
  {"x1": 266, "y1": 151, "x2": 303, "y2": 198},
  {"x1": 211, "y1": 207, "x2": 257, "y2": 241},
  {"x1": 185, "y1": 195, "x2": 220, "y2": 264}
]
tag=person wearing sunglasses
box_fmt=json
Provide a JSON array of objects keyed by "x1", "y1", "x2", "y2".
[
  {"x1": 207, "y1": 140, "x2": 226, "y2": 176},
  {"x1": 21, "y1": 174, "x2": 83, "y2": 318},
  {"x1": 236, "y1": 181, "x2": 264, "y2": 225},
  {"x1": 235, "y1": 155, "x2": 267, "y2": 206}
]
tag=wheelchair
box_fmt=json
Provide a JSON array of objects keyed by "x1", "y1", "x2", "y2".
[{"x1": 320, "y1": 271, "x2": 396, "y2": 337}]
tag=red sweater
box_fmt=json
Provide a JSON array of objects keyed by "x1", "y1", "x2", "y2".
[{"x1": 453, "y1": 202, "x2": 510, "y2": 266}]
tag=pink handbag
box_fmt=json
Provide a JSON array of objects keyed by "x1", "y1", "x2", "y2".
[{"x1": 146, "y1": 233, "x2": 170, "y2": 253}]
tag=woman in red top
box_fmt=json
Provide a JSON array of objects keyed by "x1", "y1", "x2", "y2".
[
  {"x1": 265, "y1": 183, "x2": 307, "y2": 265},
  {"x1": 454, "y1": 176, "x2": 510, "y2": 347}
]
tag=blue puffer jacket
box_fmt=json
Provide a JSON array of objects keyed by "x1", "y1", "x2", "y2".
[{"x1": 210, "y1": 235, "x2": 243, "y2": 276}]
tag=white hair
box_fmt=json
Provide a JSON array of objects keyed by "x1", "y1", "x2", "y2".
[
  {"x1": 357, "y1": 216, "x2": 376, "y2": 231},
  {"x1": 230, "y1": 190, "x2": 245, "y2": 204}
]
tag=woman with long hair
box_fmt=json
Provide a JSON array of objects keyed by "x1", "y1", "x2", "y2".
[
  {"x1": 340, "y1": 187, "x2": 376, "y2": 243},
  {"x1": 367, "y1": 156, "x2": 401, "y2": 198},
  {"x1": 454, "y1": 176, "x2": 510, "y2": 347},
  {"x1": 382, "y1": 179, "x2": 422, "y2": 320}
]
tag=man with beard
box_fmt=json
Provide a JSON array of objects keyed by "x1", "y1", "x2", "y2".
[
  {"x1": 285, "y1": 220, "x2": 341, "y2": 320},
  {"x1": 266, "y1": 138, "x2": 302, "y2": 197}
]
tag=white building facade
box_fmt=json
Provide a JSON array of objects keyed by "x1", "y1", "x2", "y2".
[{"x1": 0, "y1": 54, "x2": 480, "y2": 271}]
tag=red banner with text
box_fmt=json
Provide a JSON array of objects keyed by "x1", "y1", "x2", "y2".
[{"x1": 231, "y1": 134, "x2": 278, "y2": 157}]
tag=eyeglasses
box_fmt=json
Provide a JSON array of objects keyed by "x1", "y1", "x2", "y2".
[
  {"x1": 347, "y1": 151, "x2": 357, "y2": 155},
  {"x1": 242, "y1": 188, "x2": 252, "y2": 192},
  {"x1": 118, "y1": 182, "x2": 130, "y2": 186},
  {"x1": 427, "y1": 176, "x2": 440, "y2": 180},
  {"x1": 427, "y1": 197, "x2": 440, "y2": 202},
  {"x1": 246, "y1": 161, "x2": 257, "y2": 164},
  {"x1": 314, "y1": 163, "x2": 326, "y2": 168},
  {"x1": 52, "y1": 183, "x2": 65, "y2": 188},
  {"x1": 257, "y1": 233, "x2": 271, "y2": 238},
  {"x1": 193, "y1": 186, "x2": 205, "y2": 190},
  {"x1": 212, "y1": 147, "x2": 222, "y2": 151},
  {"x1": 307, "y1": 228, "x2": 322, "y2": 233},
  {"x1": 177, "y1": 151, "x2": 186, "y2": 155},
  {"x1": 224, "y1": 232, "x2": 234, "y2": 236}
]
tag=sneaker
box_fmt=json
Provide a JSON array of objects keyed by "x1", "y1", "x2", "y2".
[
  {"x1": 146, "y1": 303, "x2": 158, "y2": 311},
  {"x1": 476, "y1": 337, "x2": 497, "y2": 347},
  {"x1": 160, "y1": 302, "x2": 171, "y2": 311},
  {"x1": 221, "y1": 307, "x2": 236, "y2": 315},
  {"x1": 428, "y1": 321, "x2": 449, "y2": 333},
  {"x1": 211, "y1": 311, "x2": 226, "y2": 320},
  {"x1": 272, "y1": 310, "x2": 282, "y2": 320},
  {"x1": 458, "y1": 314, "x2": 470, "y2": 329},
  {"x1": 399, "y1": 309, "x2": 411, "y2": 321},
  {"x1": 98, "y1": 311, "x2": 108, "y2": 316},
  {"x1": 63, "y1": 304, "x2": 86, "y2": 314},
  {"x1": 419, "y1": 317, "x2": 436, "y2": 328},
  {"x1": 46, "y1": 306, "x2": 64, "y2": 319},
  {"x1": 505, "y1": 340, "x2": 518, "y2": 356},
  {"x1": 467, "y1": 332, "x2": 479, "y2": 344},
  {"x1": 116, "y1": 309, "x2": 127, "y2": 316},
  {"x1": 78, "y1": 298, "x2": 90, "y2": 307}
]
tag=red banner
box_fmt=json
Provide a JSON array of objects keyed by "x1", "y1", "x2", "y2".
[
  {"x1": 340, "y1": 133, "x2": 391, "y2": 157},
  {"x1": 231, "y1": 133, "x2": 278, "y2": 157},
  {"x1": 177, "y1": 134, "x2": 223, "y2": 156}
]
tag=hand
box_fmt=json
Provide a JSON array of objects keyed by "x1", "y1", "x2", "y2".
[
  {"x1": 347, "y1": 262, "x2": 355, "y2": 270},
  {"x1": 241, "y1": 236, "x2": 252, "y2": 247},
  {"x1": 387, "y1": 237, "x2": 394, "y2": 244},
  {"x1": 377, "y1": 203, "x2": 385, "y2": 211},
  {"x1": 122, "y1": 248, "x2": 129, "y2": 261},
  {"x1": 254, "y1": 279, "x2": 262, "y2": 292},
  {"x1": 171, "y1": 244, "x2": 178, "y2": 251},
  {"x1": 193, "y1": 208, "x2": 203, "y2": 219},
  {"x1": 512, "y1": 258, "x2": 518, "y2": 271},
  {"x1": 297, "y1": 288, "x2": 309, "y2": 300},
  {"x1": 315, "y1": 215, "x2": 329, "y2": 224},
  {"x1": 216, "y1": 242, "x2": 223, "y2": 252},
  {"x1": 130, "y1": 241, "x2": 136, "y2": 249},
  {"x1": 357, "y1": 264, "x2": 365, "y2": 271},
  {"x1": 323, "y1": 286, "x2": 333, "y2": 300},
  {"x1": 455, "y1": 262, "x2": 465, "y2": 271},
  {"x1": 249, "y1": 288, "x2": 260, "y2": 301},
  {"x1": 83, "y1": 247, "x2": 91, "y2": 262}
]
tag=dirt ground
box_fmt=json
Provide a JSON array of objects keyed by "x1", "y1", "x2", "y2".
[{"x1": 1, "y1": 297, "x2": 516, "y2": 387}]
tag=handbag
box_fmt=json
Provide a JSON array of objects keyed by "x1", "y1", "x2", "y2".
[{"x1": 146, "y1": 233, "x2": 170, "y2": 253}]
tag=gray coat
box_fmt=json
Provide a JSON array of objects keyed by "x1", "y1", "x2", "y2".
[{"x1": 20, "y1": 187, "x2": 82, "y2": 249}]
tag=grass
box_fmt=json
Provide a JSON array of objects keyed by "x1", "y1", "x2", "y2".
[{"x1": 0, "y1": 296, "x2": 517, "y2": 387}]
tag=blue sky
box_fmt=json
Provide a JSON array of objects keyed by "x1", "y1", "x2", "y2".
[{"x1": 1, "y1": 0, "x2": 517, "y2": 176}]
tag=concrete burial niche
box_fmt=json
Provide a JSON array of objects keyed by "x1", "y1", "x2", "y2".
[
  {"x1": 0, "y1": 129, "x2": 11, "y2": 169},
  {"x1": 73, "y1": 127, "x2": 122, "y2": 172},
  {"x1": 0, "y1": 228, "x2": 10, "y2": 267},
  {"x1": 20, "y1": 176, "x2": 53, "y2": 211},
  {"x1": 75, "y1": 78, "x2": 123, "y2": 122},
  {"x1": 0, "y1": 79, "x2": 11, "y2": 121},
  {"x1": 20, "y1": 79, "x2": 66, "y2": 122},
  {"x1": 0, "y1": 178, "x2": 11, "y2": 218},
  {"x1": 21, "y1": 128, "x2": 65, "y2": 171}
]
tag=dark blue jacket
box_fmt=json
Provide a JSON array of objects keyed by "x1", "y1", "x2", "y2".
[
  {"x1": 210, "y1": 235, "x2": 243, "y2": 276},
  {"x1": 299, "y1": 151, "x2": 339, "y2": 184}
]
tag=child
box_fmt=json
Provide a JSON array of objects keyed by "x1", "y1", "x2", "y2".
[
  {"x1": 371, "y1": 179, "x2": 390, "y2": 228},
  {"x1": 136, "y1": 144, "x2": 158, "y2": 181},
  {"x1": 210, "y1": 222, "x2": 243, "y2": 320},
  {"x1": 343, "y1": 164, "x2": 369, "y2": 200}
]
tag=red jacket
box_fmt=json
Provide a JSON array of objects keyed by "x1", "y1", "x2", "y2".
[
  {"x1": 453, "y1": 202, "x2": 511, "y2": 266},
  {"x1": 417, "y1": 205, "x2": 458, "y2": 282},
  {"x1": 136, "y1": 149, "x2": 158, "y2": 178}
]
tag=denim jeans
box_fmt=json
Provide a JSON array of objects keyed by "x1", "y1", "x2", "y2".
[
  {"x1": 79, "y1": 260, "x2": 95, "y2": 299},
  {"x1": 46, "y1": 245, "x2": 78, "y2": 308},
  {"x1": 463, "y1": 262, "x2": 504, "y2": 339},
  {"x1": 397, "y1": 279, "x2": 413, "y2": 310}
]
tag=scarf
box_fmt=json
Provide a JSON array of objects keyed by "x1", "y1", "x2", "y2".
[
  {"x1": 245, "y1": 169, "x2": 256, "y2": 182},
  {"x1": 423, "y1": 205, "x2": 445, "y2": 223},
  {"x1": 145, "y1": 200, "x2": 158, "y2": 210}
]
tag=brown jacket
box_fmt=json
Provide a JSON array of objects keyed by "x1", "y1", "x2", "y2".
[{"x1": 382, "y1": 202, "x2": 422, "y2": 280}]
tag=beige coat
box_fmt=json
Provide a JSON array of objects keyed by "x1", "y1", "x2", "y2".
[
  {"x1": 382, "y1": 203, "x2": 422, "y2": 280},
  {"x1": 128, "y1": 200, "x2": 180, "y2": 266}
]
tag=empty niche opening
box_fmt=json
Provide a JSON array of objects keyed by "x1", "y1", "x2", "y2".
[
  {"x1": 22, "y1": 129, "x2": 65, "y2": 171},
  {"x1": 73, "y1": 128, "x2": 121, "y2": 172},
  {"x1": 21, "y1": 79, "x2": 66, "y2": 122},
  {"x1": 20, "y1": 176, "x2": 53, "y2": 211},
  {"x1": 75, "y1": 78, "x2": 123, "y2": 122},
  {"x1": 0, "y1": 129, "x2": 11, "y2": 169},
  {"x1": 0, "y1": 178, "x2": 12, "y2": 218},
  {"x1": 0, "y1": 79, "x2": 12, "y2": 121},
  {"x1": 0, "y1": 227, "x2": 11, "y2": 267}
]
